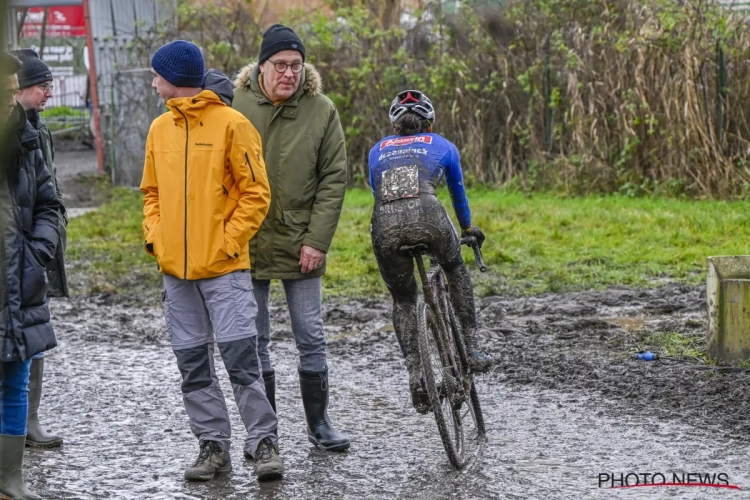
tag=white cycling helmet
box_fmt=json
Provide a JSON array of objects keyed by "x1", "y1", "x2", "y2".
[{"x1": 388, "y1": 89, "x2": 435, "y2": 125}]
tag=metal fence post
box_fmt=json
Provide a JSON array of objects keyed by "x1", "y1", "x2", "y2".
[
  {"x1": 544, "y1": 37, "x2": 552, "y2": 160},
  {"x1": 717, "y1": 38, "x2": 726, "y2": 145}
]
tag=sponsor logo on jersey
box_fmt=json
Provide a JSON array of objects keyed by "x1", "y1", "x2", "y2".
[{"x1": 380, "y1": 135, "x2": 433, "y2": 150}]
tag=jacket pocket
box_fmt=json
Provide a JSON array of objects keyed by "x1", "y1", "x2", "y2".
[
  {"x1": 244, "y1": 152, "x2": 257, "y2": 183},
  {"x1": 21, "y1": 239, "x2": 48, "y2": 307},
  {"x1": 229, "y1": 271, "x2": 254, "y2": 330},
  {"x1": 282, "y1": 209, "x2": 312, "y2": 259},
  {"x1": 306, "y1": 134, "x2": 318, "y2": 171},
  {"x1": 146, "y1": 222, "x2": 163, "y2": 259}
]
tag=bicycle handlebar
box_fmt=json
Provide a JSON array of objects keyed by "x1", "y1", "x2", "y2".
[{"x1": 460, "y1": 236, "x2": 487, "y2": 273}]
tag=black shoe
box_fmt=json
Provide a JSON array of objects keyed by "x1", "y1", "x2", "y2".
[
  {"x1": 299, "y1": 367, "x2": 351, "y2": 451},
  {"x1": 253, "y1": 437, "x2": 284, "y2": 481},
  {"x1": 409, "y1": 372, "x2": 430, "y2": 414},
  {"x1": 184, "y1": 440, "x2": 230, "y2": 482}
]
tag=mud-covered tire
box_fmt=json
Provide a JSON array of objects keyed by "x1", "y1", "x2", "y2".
[
  {"x1": 446, "y1": 301, "x2": 486, "y2": 436},
  {"x1": 417, "y1": 300, "x2": 466, "y2": 469}
]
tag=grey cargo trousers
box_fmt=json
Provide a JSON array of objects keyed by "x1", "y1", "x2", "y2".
[{"x1": 163, "y1": 271, "x2": 277, "y2": 458}]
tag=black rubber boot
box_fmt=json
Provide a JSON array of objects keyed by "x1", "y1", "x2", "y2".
[
  {"x1": 263, "y1": 370, "x2": 276, "y2": 414},
  {"x1": 299, "y1": 367, "x2": 350, "y2": 452},
  {"x1": 26, "y1": 358, "x2": 63, "y2": 448},
  {"x1": 0, "y1": 434, "x2": 41, "y2": 499}
]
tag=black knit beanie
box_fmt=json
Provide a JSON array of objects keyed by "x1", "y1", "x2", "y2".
[
  {"x1": 259, "y1": 24, "x2": 305, "y2": 65},
  {"x1": 10, "y1": 49, "x2": 52, "y2": 89}
]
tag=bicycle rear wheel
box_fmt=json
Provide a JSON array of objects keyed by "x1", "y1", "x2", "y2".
[{"x1": 417, "y1": 300, "x2": 467, "y2": 469}]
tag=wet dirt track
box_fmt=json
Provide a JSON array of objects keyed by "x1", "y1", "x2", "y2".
[{"x1": 23, "y1": 284, "x2": 750, "y2": 499}]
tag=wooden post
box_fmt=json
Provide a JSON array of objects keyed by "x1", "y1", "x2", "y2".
[
  {"x1": 707, "y1": 256, "x2": 750, "y2": 361},
  {"x1": 82, "y1": 0, "x2": 104, "y2": 174}
]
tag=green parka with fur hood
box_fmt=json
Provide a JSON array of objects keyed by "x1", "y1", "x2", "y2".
[{"x1": 232, "y1": 62, "x2": 347, "y2": 280}]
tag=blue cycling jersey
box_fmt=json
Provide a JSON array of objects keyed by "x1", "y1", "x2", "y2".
[{"x1": 368, "y1": 133, "x2": 471, "y2": 230}]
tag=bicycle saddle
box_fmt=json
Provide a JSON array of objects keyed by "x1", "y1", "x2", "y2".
[{"x1": 399, "y1": 243, "x2": 429, "y2": 256}]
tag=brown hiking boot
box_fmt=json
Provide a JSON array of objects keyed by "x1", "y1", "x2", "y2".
[
  {"x1": 253, "y1": 437, "x2": 284, "y2": 481},
  {"x1": 184, "y1": 440, "x2": 230, "y2": 481}
]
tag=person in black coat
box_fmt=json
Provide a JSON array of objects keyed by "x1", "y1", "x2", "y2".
[
  {"x1": 11, "y1": 47, "x2": 67, "y2": 449},
  {"x1": 0, "y1": 51, "x2": 60, "y2": 500}
]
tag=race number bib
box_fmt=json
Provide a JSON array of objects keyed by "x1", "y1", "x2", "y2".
[{"x1": 380, "y1": 165, "x2": 420, "y2": 202}]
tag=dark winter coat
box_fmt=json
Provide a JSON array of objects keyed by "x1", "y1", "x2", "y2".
[
  {"x1": 25, "y1": 108, "x2": 68, "y2": 298},
  {"x1": 232, "y1": 63, "x2": 348, "y2": 280},
  {"x1": 0, "y1": 104, "x2": 60, "y2": 361}
]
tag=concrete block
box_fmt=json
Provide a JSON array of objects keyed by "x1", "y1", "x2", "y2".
[{"x1": 707, "y1": 256, "x2": 750, "y2": 361}]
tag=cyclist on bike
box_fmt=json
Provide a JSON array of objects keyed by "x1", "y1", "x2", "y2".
[{"x1": 368, "y1": 89, "x2": 491, "y2": 413}]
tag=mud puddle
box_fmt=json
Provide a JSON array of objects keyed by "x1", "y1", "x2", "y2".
[{"x1": 23, "y1": 283, "x2": 750, "y2": 498}]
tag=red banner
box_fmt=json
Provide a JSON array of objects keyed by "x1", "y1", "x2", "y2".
[{"x1": 18, "y1": 6, "x2": 86, "y2": 38}]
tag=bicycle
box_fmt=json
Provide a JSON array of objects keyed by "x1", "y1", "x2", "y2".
[{"x1": 400, "y1": 236, "x2": 487, "y2": 469}]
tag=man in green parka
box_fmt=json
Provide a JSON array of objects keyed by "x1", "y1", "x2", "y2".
[
  {"x1": 12, "y1": 48, "x2": 67, "y2": 449},
  {"x1": 232, "y1": 24, "x2": 350, "y2": 454}
]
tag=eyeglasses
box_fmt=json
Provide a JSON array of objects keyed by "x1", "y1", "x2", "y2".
[
  {"x1": 38, "y1": 83, "x2": 54, "y2": 94},
  {"x1": 268, "y1": 60, "x2": 303, "y2": 74},
  {"x1": 3, "y1": 89, "x2": 19, "y2": 100}
]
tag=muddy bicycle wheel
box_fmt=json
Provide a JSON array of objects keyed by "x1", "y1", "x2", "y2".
[
  {"x1": 445, "y1": 301, "x2": 486, "y2": 436},
  {"x1": 417, "y1": 300, "x2": 467, "y2": 469}
]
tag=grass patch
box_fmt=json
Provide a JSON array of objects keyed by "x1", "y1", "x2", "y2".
[
  {"x1": 41, "y1": 107, "x2": 89, "y2": 132},
  {"x1": 640, "y1": 331, "x2": 710, "y2": 361},
  {"x1": 66, "y1": 187, "x2": 160, "y2": 296},
  {"x1": 328, "y1": 188, "x2": 750, "y2": 297},
  {"x1": 41, "y1": 106, "x2": 87, "y2": 119},
  {"x1": 66, "y1": 185, "x2": 750, "y2": 297}
]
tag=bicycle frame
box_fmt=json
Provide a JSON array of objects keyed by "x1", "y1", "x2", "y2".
[{"x1": 414, "y1": 256, "x2": 462, "y2": 397}]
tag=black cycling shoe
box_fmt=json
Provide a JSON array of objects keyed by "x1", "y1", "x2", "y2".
[{"x1": 409, "y1": 374, "x2": 431, "y2": 414}]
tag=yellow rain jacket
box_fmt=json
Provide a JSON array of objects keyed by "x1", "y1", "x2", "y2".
[{"x1": 140, "y1": 90, "x2": 270, "y2": 280}]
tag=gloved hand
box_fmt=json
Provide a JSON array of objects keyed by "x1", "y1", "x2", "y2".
[{"x1": 461, "y1": 225, "x2": 485, "y2": 249}]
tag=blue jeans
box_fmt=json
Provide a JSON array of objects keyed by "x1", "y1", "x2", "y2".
[
  {"x1": 0, "y1": 360, "x2": 31, "y2": 435},
  {"x1": 253, "y1": 277, "x2": 327, "y2": 373}
]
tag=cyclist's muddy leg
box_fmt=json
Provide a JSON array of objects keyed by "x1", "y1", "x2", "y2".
[
  {"x1": 375, "y1": 251, "x2": 420, "y2": 375},
  {"x1": 372, "y1": 239, "x2": 426, "y2": 409}
]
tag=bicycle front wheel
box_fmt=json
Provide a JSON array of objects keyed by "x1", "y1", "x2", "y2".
[{"x1": 417, "y1": 300, "x2": 467, "y2": 469}]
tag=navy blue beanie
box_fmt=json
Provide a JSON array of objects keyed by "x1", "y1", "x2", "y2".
[{"x1": 151, "y1": 40, "x2": 205, "y2": 88}]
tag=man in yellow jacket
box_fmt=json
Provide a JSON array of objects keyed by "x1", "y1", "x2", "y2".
[{"x1": 140, "y1": 41, "x2": 282, "y2": 483}]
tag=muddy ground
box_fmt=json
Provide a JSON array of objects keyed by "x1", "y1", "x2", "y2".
[
  {"x1": 22, "y1": 283, "x2": 750, "y2": 499},
  {"x1": 25, "y1": 148, "x2": 750, "y2": 498},
  {"x1": 55, "y1": 148, "x2": 112, "y2": 213}
]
